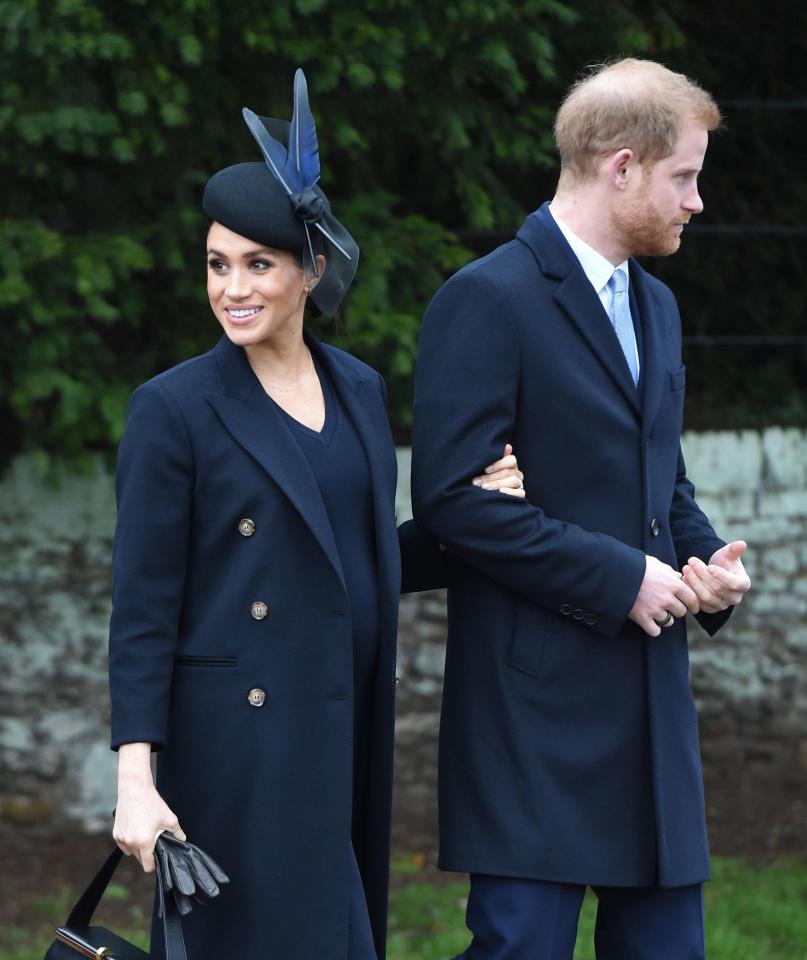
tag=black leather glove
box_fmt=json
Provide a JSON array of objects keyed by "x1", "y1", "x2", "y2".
[{"x1": 156, "y1": 833, "x2": 230, "y2": 916}]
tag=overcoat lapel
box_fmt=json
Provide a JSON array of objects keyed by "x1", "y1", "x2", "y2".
[
  {"x1": 629, "y1": 260, "x2": 668, "y2": 435},
  {"x1": 518, "y1": 207, "x2": 641, "y2": 418},
  {"x1": 554, "y1": 275, "x2": 642, "y2": 416},
  {"x1": 206, "y1": 335, "x2": 347, "y2": 595},
  {"x1": 307, "y1": 333, "x2": 401, "y2": 614}
]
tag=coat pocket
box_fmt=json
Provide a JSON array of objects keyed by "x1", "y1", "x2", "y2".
[
  {"x1": 669, "y1": 365, "x2": 686, "y2": 391},
  {"x1": 174, "y1": 655, "x2": 239, "y2": 668},
  {"x1": 507, "y1": 601, "x2": 548, "y2": 680}
]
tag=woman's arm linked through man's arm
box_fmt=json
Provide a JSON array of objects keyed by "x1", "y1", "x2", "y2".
[{"x1": 399, "y1": 444, "x2": 526, "y2": 593}]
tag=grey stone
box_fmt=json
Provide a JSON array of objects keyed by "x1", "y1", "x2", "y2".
[
  {"x1": 690, "y1": 494, "x2": 725, "y2": 526},
  {"x1": 65, "y1": 739, "x2": 118, "y2": 833},
  {"x1": 762, "y1": 428, "x2": 807, "y2": 489},
  {"x1": 413, "y1": 644, "x2": 447, "y2": 679},
  {"x1": 681, "y1": 431, "x2": 763, "y2": 494},
  {"x1": 759, "y1": 490, "x2": 807, "y2": 518},
  {"x1": 37, "y1": 708, "x2": 101, "y2": 744},
  {"x1": 395, "y1": 712, "x2": 441, "y2": 736},
  {"x1": 784, "y1": 627, "x2": 807, "y2": 651},
  {"x1": 1, "y1": 456, "x2": 116, "y2": 541},
  {"x1": 759, "y1": 574, "x2": 791, "y2": 594},
  {"x1": 2, "y1": 430, "x2": 807, "y2": 838},
  {"x1": 0, "y1": 718, "x2": 34, "y2": 770},
  {"x1": 722, "y1": 492, "x2": 757, "y2": 522},
  {"x1": 749, "y1": 593, "x2": 807, "y2": 616},
  {"x1": 743, "y1": 515, "x2": 804, "y2": 543},
  {"x1": 395, "y1": 448, "x2": 413, "y2": 522},
  {"x1": 763, "y1": 547, "x2": 800, "y2": 576}
]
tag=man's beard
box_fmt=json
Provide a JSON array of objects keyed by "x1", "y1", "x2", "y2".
[{"x1": 612, "y1": 184, "x2": 686, "y2": 257}]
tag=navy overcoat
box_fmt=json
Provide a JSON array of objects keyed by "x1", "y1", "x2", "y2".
[
  {"x1": 109, "y1": 331, "x2": 444, "y2": 959},
  {"x1": 411, "y1": 204, "x2": 731, "y2": 888}
]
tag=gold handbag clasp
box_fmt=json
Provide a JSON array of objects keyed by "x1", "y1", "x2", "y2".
[{"x1": 55, "y1": 929, "x2": 112, "y2": 960}]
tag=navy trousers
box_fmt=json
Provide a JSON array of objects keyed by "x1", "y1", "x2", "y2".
[{"x1": 453, "y1": 874, "x2": 706, "y2": 960}]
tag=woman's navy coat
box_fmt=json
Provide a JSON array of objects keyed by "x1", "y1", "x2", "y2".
[{"x1": 109, "y1": 332, "x2": 441, "y2": 959}]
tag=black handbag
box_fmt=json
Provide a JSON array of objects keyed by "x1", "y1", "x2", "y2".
[{"x1": 44, "y1": 835, "x2": 229, "y2": 960}]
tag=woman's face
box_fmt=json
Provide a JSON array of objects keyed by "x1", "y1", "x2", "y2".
[{"x1": 206, "y1": 222, "x2": 308, "y2": 347}]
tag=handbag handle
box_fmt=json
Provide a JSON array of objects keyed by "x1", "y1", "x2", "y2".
[{"x1": 65, "y1": 846, "x2": 187, "y2": 960}]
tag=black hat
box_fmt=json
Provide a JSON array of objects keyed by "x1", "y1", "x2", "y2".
[
  {"x1": 202, "y1": 69, "x2": 358, "y2": 316},
  {"x1": 205, "y1": 162, "x2": 311, "y2": 255}
]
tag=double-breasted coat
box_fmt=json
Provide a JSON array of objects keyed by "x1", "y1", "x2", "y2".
[
  {"x1": 109, "y1": 331, "x2": 444, "y2": 959},
  {"x1": 411, "y1": 204, "x2": 732, "y2": 888}
]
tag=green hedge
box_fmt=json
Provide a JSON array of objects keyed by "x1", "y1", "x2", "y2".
[{"x1": 2, "y1": 1, "x2": 803, "y2": 471}]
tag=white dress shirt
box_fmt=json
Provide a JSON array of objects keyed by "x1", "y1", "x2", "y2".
[{"x1": 547, "y1": 205, "x2": 640, "y2": 376}]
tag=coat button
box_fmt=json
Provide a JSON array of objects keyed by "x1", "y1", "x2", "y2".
[
  {"x1": 238, "y1": 518, "x2": 256, "y2": 537},
  {"x1": 573, "y1": 608, "x2": 585, "y2": 620},
  {"x1": 650, "y1": 518, "x2": 660, "y2": 536},
  {"x1": 584, "y1": 613, "x2": 598, "y2": 626},
  {"x1": 394, "y1": 676, "x2": 400, "y2": 688},
  {"x1": 247, "y1": 687, "x2": 266, "y2": 707},
  {"x1": 560, "y1": 603, "x2": 573, "y2": 616},
  {"x1": 251, "y1": 601, "x2": 268, "y2": 620}
]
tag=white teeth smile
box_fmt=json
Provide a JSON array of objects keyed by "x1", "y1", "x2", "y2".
[{"x1": 228, "y1": 308, "x2": 260, "y2": 318}]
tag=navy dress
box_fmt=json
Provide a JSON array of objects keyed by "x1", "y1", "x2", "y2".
[{"x1": 272, "y1": 358, "x2": 379, "y2": 960}]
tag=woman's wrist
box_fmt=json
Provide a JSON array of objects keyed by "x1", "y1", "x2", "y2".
[{"x1": 117, "y1": 742, "x2": 154, "y2": 790}]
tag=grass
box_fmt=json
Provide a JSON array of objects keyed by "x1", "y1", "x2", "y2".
[
  {"x1": 4, "y1": 857, "x2": 804, "y2": 959},
  {"x1": 386, "y1": 856, "x2": 807, "y2": 960}
]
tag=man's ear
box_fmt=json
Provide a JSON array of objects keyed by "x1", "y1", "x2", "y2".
[{"x1": 608, "y1": 148, "x2": 636, "y2": 192}]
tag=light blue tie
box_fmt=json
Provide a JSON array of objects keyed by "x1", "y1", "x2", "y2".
[{"x1": 607, "y1": 268, "x2": 639, "y2": 387}]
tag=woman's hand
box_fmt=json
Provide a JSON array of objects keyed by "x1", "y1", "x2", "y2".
[
  {"x1": 113, "y1": 742, "x2": 186, "y2": 874},
  {"x1": 472, "y1": 443, "x2": 526, "y2": 498}
]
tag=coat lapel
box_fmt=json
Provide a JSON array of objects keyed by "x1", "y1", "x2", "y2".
[
  {"x1": 307, "y1": 334, "x2": 401, "y2": 613},
  {"x1": 517, "y1": 206, "x2": 641, "y2": 418},
  {"x1": 554, "y1": 276, "x2": 642, "y2": 417},
  {"x1": 206, "y1": 335, "x2": 347, "y2": 595},
  {"x1": 629, "y1": 260, "x2": 668, "y2": 435}
]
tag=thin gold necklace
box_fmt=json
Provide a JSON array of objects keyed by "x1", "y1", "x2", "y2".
[{"x1": 262, "y1": 355, "x2": 317, "y2": 393}]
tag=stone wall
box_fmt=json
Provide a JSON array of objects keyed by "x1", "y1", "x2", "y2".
[
  {"x1": 0, "y1": 459, "x2": 117, "y2": 833},
  {"x1": 1, "y1": 429, "x2": 805, "y2": 847}
]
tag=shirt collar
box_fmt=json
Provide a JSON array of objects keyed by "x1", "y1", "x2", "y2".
[{"x1": 548, "y1": 205, "x2": 630, "y2": 296}]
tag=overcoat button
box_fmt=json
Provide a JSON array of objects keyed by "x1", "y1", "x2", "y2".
[
  {"x1": 573, "y1": 608, "x2": 585, "y2": 620},
  {"x1": 650, "y1": 518, "x2": 660, "y2": 536},
  {"x1": 584, "y1": 613, "x2": 598, "y2": 626},
  {"x1": 251, "y1": 601, "x2": 268, "y2": 620},
  {"x1": 247, "y1": 687, "x2": 266, "y2": 707},
  {"x1": 238, "y1": 518, "x2": 256, "y2": 537},
  {"x1": 560, "y1": 604, "x2": 573, "y2": 616},
  {"x1": 394, "y1": 677, "x2": 400, "y2": 688}
]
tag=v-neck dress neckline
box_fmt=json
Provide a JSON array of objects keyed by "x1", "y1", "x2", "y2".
[{"x1": 268, "y1": 356, "x2": 338, "y2": 446}]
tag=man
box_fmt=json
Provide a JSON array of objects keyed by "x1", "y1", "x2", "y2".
[{"x1": 411, "y1": 59, "x2": 751, "y2": 959}]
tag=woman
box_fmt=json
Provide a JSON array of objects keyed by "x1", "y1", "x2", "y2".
[{"x1": 110, "y1": 70, "x2": 525, "y2": 960}]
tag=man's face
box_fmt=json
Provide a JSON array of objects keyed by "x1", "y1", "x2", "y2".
[{"x1": 614, "y1": 120, "x2": 709, "y2": 257}]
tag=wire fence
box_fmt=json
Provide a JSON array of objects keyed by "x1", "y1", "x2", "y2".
[
  {"x1": 686, "y1": 224, "x2": 807, "y2": 235},
  {"x1": 683, "y1": 335, "x2": 807, "y2": 346},
  {"x1": 454, "y1": 98, "x2": 807, "y2": 354}
]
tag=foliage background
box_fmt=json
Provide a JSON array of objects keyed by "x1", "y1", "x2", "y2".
[{"x1": 1, "y1": 0, "x2": 805, "y2": 470}]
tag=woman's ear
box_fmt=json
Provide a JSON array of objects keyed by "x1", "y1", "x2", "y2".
[{"x1": 309, "y1": 254, "x2": 327, "y2": 288}]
